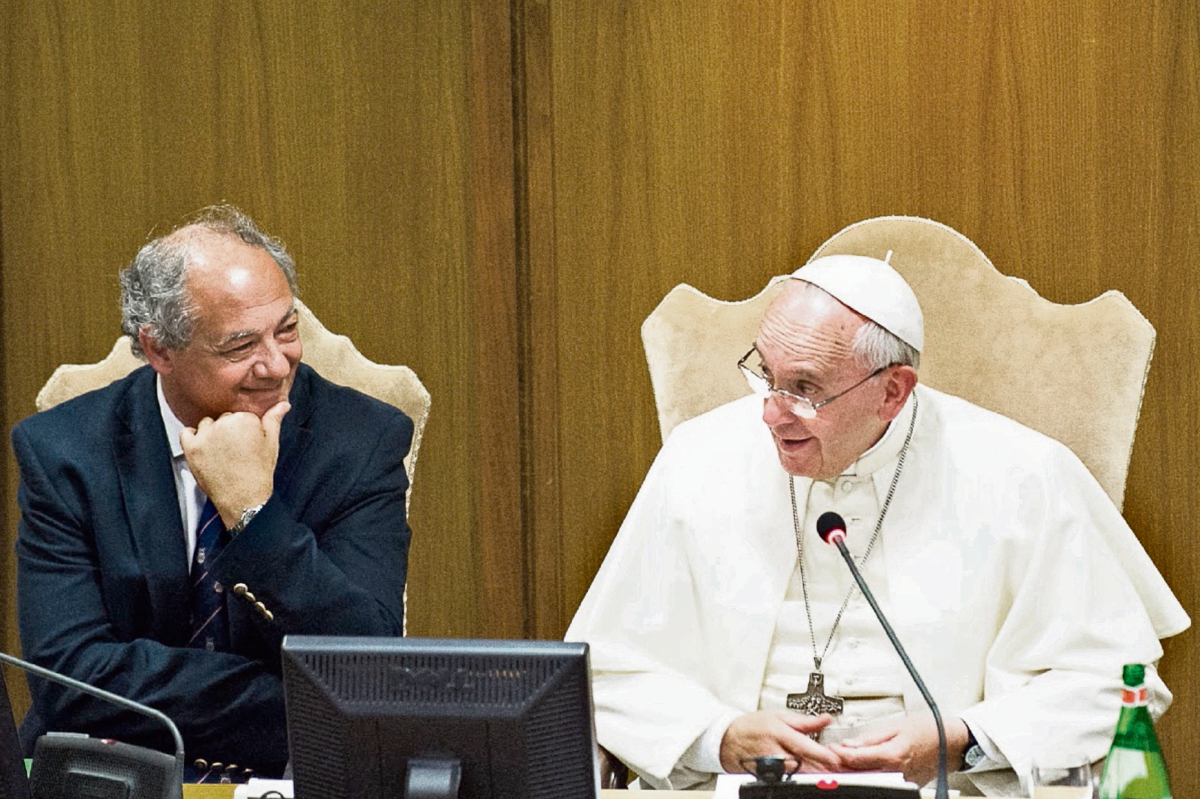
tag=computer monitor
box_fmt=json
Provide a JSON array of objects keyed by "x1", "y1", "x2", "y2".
[{"x1": 281, "y1": 636, "x2": 599, "y2": 799}]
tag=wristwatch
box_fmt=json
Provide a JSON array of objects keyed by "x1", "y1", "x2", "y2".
[
  {"x1": 229, "y1": 502, "x2": 265, "y2": 537},
  {"x1": 962, "y1": 726, "x2": 985, "y2": 771}
]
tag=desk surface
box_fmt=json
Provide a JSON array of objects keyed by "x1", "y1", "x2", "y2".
[
  {"x1": 181, "y1": 789, "x2": 1019, "y2": 799},
  {"x1": 182, "y1": 789, "x2": 699, "y2": 798}
]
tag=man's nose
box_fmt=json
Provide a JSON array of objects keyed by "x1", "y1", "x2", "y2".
[
  {"x1": 255, "y1": 340, "x2": 292, "y2": 379},
  {"x1": 762, "y1": 391, "x2": 797, "y2": 426}
]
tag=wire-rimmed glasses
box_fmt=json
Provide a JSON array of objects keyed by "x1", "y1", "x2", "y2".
[{"x1": 737, "y1": 345, "x2": 888, "y2": 419}]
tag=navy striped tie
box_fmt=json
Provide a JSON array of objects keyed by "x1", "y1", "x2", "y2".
[{"x1": 188, "y1": 499, "x2": 230, "y2": 652}]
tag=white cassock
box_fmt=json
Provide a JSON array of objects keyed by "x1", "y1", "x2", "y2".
[{"x1": 565, "y1": 384, "x2": 1189, "y2": 795}]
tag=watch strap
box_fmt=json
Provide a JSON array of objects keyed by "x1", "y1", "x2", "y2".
[
  {"x1": 229, "y1": 502, "x2": 266, "y2": 536},
  {"x1": 962, "y1": 726, "x2": 983, "y2": 770}
]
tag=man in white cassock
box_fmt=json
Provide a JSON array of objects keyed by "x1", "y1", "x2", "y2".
[{"x1": 565, "y1": 255, "x2": 1190, "y2": 796}]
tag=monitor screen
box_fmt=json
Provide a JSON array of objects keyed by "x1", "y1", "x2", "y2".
[{"x1": 282, "y1": 636, "x2": 599, "y2": 799}]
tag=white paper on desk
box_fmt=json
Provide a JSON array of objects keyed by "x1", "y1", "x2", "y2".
[
  {"x1": 232, "y1": 777, "x2": 294, "y2": 798},
  {"x1": 715, "y1": 772, "x2": 917, "y2": 799}
]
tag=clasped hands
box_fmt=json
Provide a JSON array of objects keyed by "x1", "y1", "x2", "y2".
[
  {"x1": 719, "y1": 710, "x2": 969, "y2": 787},
  {"x1": 179, "y1": 401, "x2": 290, "y2": 528}
]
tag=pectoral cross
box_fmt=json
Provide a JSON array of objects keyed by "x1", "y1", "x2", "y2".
[{"x1": 786, "y1": 671, "x2": 844, "y2": 716}]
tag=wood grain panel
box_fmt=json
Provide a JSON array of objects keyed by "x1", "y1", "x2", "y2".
[
  {"x1": 1107, "y1": 2, "x2": 1200, "y2": 785},
  {"x1": 537, "y1": 0, "x2": 1199, "y2": 791},
  {"x1": 515, "y1": 0, "x2": 566, "y2": 639},
  {"x1": 468, "y1": 0, "x2": 525, "y2": 639}
]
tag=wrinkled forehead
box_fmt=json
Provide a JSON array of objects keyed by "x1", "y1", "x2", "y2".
[{"x1": 756, "y1": 282, "x2": 865, "y2": 369}]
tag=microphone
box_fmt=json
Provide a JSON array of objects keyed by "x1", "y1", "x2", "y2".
[
  {"x1": 816, "y1": 511, "x2": 949, "y2": 799},
  {"x1": 0, "y1": 650, "x2": 183, "y2": 799}
]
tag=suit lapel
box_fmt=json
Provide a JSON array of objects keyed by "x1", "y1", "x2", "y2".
[
  {"x1": 274, "y1": 364, "x2": 315, "y2": 500},
  {"x1": 113, "y1": 368, "x2": 192, "y2": 645}
]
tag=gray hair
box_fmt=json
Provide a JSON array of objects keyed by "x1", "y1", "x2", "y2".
[
  {"x1": 852, "y1": 318, "x2": 921, "y2": 371},
  {"x1": 119, "y1": 205, "x2": 299, "y2": 358}
]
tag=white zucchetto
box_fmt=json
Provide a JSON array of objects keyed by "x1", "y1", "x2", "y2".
[{"x1": 789, "y1": 254, "x2": 925, "y2": 352}]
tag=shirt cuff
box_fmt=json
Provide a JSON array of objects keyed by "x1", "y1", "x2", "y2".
[{"x1": 678, "y1": 709, "x2": 743, "y2": 775}]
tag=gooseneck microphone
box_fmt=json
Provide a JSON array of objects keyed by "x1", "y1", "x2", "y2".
[
  {"x1": 815, "y1": 511, "x2": 949, "y2": 799},
  {"x1": 0, "y1": 650, "x2": 184, "y2": 798}
]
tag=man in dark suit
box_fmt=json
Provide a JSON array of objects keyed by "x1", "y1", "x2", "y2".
[{"x1": 12, "y1": 206, "x2": 412, "y2": 779}]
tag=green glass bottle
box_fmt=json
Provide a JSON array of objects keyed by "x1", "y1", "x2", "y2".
[{"x1": 1096, "y1": 663, "x2": 1172, "y2": 799}]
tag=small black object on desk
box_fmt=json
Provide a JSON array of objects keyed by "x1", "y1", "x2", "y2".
[{"x1": 738, "y1": 756, "x2": 920, "y2": 799}]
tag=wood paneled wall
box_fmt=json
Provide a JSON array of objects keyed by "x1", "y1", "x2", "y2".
[{"x1": 3, "y1": 0, "x2": 1197, "y2": 793}]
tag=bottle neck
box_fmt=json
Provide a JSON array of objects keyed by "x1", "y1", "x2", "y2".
[
  {"x1": 1121, "y1": 683, "x2": 1149, "y2": 707},
  {"x1": 1112, "y1": 681, "x2": 1162, "y2": 754}
]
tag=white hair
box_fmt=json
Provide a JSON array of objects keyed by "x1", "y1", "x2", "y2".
[{"x1": 852, "y1": 319, "x2": 920, "y2": 371}]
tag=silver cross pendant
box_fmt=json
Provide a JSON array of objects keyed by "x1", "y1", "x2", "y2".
[{"x1": 786, "y1": 671, "x2": 845, "y2": 717}]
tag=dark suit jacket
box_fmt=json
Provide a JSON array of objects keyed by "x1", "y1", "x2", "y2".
[{"x1": 12, "y1": 363, "x2": 413, "y2": 775}]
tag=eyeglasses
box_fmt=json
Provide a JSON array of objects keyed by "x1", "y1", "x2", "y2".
[{"x1": 737, "y1": 345, "x2": 888, "y2": 419}]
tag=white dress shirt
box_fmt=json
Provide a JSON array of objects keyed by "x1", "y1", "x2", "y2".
[{"x1": 156, "y1": 375, "x2": 209, "y2": 564}]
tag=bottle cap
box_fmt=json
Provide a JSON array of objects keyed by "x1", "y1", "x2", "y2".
[{"x1": 1122, "y1": 663, "x2": 1146, "y2": 686}]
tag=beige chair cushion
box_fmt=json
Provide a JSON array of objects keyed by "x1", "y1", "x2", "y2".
[
  {"x1": 642, "y1": 216, "x2": 1153, "y2": 510},
  {"x1": 35, "y1": 299, "x2": 431, "y2": 501}
]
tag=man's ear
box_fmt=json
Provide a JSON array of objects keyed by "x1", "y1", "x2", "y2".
[
  {"x1": 139, "y1": 328, "x2": 174, "y2": 375},
  {"x1": 879, "y1": 365, "x2": 918, "y2": 422}
]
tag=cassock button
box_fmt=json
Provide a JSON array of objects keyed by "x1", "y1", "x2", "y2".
[
  {"x1": 194, "y1": 759, "x2": 208, "y2": 770},
  {"x1": 232, "y1": 583, "x2": 248, "y2": 596}
]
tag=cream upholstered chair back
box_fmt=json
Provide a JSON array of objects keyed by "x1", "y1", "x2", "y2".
[
  {"x1": 35, "y1": 299, "x2": 432, "y2": 506},
  {"x1": 641, "y1": 216, "x2": 1154, "y2": 510}
]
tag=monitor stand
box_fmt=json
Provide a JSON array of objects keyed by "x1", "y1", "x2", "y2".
[{"x1": 405, "y1": 758, "x2": 462, "y2": 799}]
